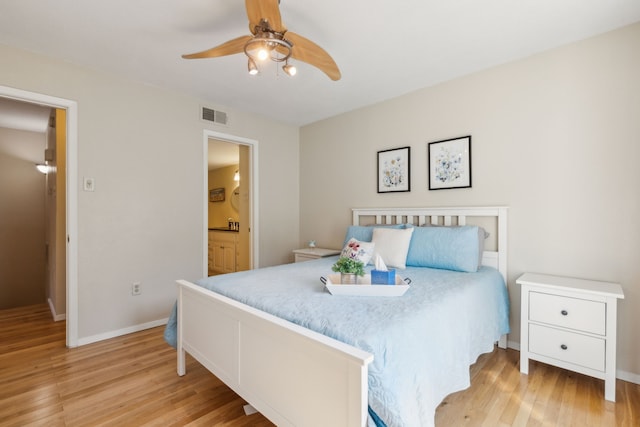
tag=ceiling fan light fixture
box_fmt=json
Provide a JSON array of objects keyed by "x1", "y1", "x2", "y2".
[
  {"x1": 243, "y1": 20, "x2": 294, "y2": 76},
  {"x1": 257, "y1": 46, "x2": 270, "y2": 61},
  {"x1": 248, "y1": 58, "x2": 259, "y2": 75},
  {"x1": 182, "y1": 2, "x2": 341, "y2": 81},
  {"x1": 245, "y1": 37, "x2": 292, "y2": 63},
  {"x1": 283, "y1": 62, "x2": 297, "y2": 76}
]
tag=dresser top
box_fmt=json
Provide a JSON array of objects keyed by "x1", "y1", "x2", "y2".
[
  {"x1": 516, "y1": 273, "x2": 624, "y2": 299},
  {"x1": 293, "y1": 247, "x2": 341, "y2": 257}
]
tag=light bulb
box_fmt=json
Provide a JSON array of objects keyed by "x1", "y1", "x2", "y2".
[
  {"x1": 283, "y1": 63, "x2": 297, "y2": 76},
  {"x1": 248, "y1": 59, "x2": 258, "y2": 75},
  {"x1": 257, "y1": 48, "x2": 269, "y2": 61}
]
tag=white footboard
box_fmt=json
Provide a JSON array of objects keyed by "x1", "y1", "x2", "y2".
[{"x1": 177, "y1": 279, "x2": 373, "y2": 427}]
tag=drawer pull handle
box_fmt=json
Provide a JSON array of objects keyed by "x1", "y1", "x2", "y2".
[
  {"x1": 561, "y1": 310, "x2": 568, "y2": 316},
  {"x1": 560, "y1": 344, "x2": 568, "y2": 350}
]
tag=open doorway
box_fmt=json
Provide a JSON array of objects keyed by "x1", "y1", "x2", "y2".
[
  {"x1": 0, "y1": 98, "x2": 52, "y2": 310},
  {"x1": 0, "y1": 85, "x2": 79, "y2": 347},
  {"x1": 203, "y1": 130, "x2": 259, "y2": 277}
]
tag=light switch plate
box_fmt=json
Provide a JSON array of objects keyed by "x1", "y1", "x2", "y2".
[{"x1": 83, "y1": 177, "x2": 95, "y2": 192}]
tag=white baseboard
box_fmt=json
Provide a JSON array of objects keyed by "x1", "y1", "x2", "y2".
[
  {"x1": 76, "y1": 317, "x2": 169, "y2": 346},
  {"x1": 617, "y1": 369, "x2": 640, "y2": 385},
  {"x1": 47, "y1": 298, "x2": 66, "y2": 322},
  {"x1": 507, "y1": 340, "x2": 639, "y2": 386}
]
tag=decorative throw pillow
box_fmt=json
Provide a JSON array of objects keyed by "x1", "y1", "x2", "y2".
[
  {"x1": 370, "y1": 227, "x2": 414, "y2": 269},
  {"x1": 343, "y1": 224, "x2": 406, "y2": 246},
  {"x1": 416, "y1": 224, "x2": 489, "y2": 268},
  {"x1": 341, "y1": 238, "x2": 376, "y2": 265},
  {"x1": 405, "y1": 225, "x2": 482, "y2": 272}
]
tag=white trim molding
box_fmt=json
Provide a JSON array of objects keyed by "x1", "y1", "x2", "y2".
[
  {"x1": 203, "y1": 129, "x2": 259, "y2": 273},
  {"x1": 48, "y1": 298, "x2": 66, "y2": 322},
  {"x1": 77, "y1": 318, "x2": 168, "y2": 347},
  {"x1": 0, "y1": 85, "x2": 78, "y2": 348}
]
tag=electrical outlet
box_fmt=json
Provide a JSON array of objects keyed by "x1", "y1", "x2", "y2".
[{"x1": 132, "y1": 282, "x2": 141, "y2": 296}]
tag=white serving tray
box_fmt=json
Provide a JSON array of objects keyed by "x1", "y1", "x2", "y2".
[{"x1": 321, "y1": 274, "x2": 411, "y2": 296}]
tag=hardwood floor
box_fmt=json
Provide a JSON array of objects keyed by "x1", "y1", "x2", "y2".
[
  {"x1": 0, "y1": 304, "x2": 272, "y2": 427},
  {"x1": 435, "y1": 346, "x2": 639, "y2": 426},
  {"x1": 1, "y1": 304, "x2": 638, "y2": 426}
]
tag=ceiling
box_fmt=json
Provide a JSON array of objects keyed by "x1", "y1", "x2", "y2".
[
  {"x1": 208, "y1": 139, "x2": 239, "y2": 170},
  {"x1": 1, "y1": 1, "x2": 639, "y2": 127},
  {"x1": 0, "y1": 97, "x2": 50, "y2": 133}
]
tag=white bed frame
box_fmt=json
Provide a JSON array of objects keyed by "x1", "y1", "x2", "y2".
[{"x1": 176, "y1": 206, "x2": 508, "y2": 427}]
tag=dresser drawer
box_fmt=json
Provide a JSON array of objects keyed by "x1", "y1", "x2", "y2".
[
  {"x1": 529, "y1": 324, "x2": 605, "y2": 371},
  {"x1": 529, "y1": 291, "x2": 606, "y2": 335}
]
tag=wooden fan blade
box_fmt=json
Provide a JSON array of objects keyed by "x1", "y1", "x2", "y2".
[
  {"x1": 245, "y1": 0, "x2": 285, "y2": 33},
  {"x1": 286, "y1": 32, "x2": 341, "y2": 81},
  {"x1": 182, "y1": 35, "x2": 252, "y2": 59}
]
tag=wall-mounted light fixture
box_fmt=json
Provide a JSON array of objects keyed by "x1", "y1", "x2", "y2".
[
  {"x1": 36, "y1": 164, "x2": 49, "y2": 174},
  {"x1": 233, "y1": 170, "x2": 240, "y2": 181},
  {"x1": 36, "y1": 148, "x2": 55, "y2": 174}
]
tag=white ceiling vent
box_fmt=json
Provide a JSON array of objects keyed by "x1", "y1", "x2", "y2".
[{"x1": 201, "y1": 107, "x2": 228, "y2": 126}]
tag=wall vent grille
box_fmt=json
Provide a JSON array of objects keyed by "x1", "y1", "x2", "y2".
[{"x1": 201, "y1": 107, "x2": 228, "y2": 125}]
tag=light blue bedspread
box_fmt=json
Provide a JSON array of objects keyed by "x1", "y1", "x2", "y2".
[{"x1": 164, "y1": 257, "x2": 509, "y2": 427}]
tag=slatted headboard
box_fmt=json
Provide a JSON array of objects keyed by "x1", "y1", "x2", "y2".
[{"x1": 352, "y1": 206, "x2": 508, "y2": 282}]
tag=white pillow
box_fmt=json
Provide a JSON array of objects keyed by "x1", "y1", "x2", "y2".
[
  {"x1": 341, "y1": 238, "x2": 376, "y2": 265},
  {"x1": 371, "y1": 227, "x2": 414, "y2": 269}
]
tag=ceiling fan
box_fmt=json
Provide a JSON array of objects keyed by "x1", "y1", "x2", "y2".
[{"x1": 182, "y1": 0, "x2": 341, "y2": 81}]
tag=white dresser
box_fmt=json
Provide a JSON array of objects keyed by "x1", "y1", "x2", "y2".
[{"x1": 517, "y1": 273, "x2": 624, "y2": 401}]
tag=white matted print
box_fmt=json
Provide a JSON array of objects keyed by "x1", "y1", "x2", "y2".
[
  {"x1": 377, "y1": 146, "x2": 411, "y2": 193},
  {"x1": 428, "y1": 136, "x2": 471, "y2": 190}
]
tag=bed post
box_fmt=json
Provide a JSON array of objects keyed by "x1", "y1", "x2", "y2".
[
  {"x1": 177, "y1": 284, "x2": 186, "y2": 376},
  {"x1": 497, "y1": 207, "x2": 508, "y2": 349},
  {"x1": 497, "y1": 207, "x2": 508, "y2": 284}
]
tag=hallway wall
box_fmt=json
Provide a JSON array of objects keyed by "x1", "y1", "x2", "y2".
[{"x1": 0, "y1": 127, "x2": 46, "y2": 309}]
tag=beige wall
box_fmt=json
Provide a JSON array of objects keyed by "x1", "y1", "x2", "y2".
[
  {"x1": 0, "y1": 128, "x2": 46, "y2": 309},
  {"x1": 300, "y1": 23, "x2": 640, "y2": 379},
  {"x1": 0, "y1": 43, "x2": 300, "y2": 340}
]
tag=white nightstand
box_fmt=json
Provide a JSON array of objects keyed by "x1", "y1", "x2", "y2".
[
  {"x1": 517, "y1": 273, "x2": 624, "y2": 401},
  {"x1": 293, "y1": 247, "x2": 341, "y2": 263}
]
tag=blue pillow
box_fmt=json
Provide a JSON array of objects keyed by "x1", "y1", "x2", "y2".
[
  {"x1": 343, "y1": 224, "x2": 405, "y2": 246},
  {"x1": 405, "y1": 226, "x2": 481, "y2": 272}
]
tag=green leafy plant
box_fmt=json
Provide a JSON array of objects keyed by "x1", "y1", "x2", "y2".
[{"x1": 331, "y1": 256, "x2": 365, "y2": 276}]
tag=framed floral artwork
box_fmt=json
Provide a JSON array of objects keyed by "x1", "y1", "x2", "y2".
[
  {"x1": 428, "y1": 136, "x2": 472, "y2": 190},
  {"x1": 377, "y1": 146, "x2": 410, "y2": 193}
]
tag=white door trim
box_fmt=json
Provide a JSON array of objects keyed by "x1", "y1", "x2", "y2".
[
  {"x1": 203, "y1": 129, "x2": 259, "y2": 275},
  {"x1": 0, "y1": 85, "x2": 79, "y2": 347}
]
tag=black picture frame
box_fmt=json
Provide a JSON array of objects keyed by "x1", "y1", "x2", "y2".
[
  {"x1": 428, "y1": 136, "x2": 472, "y2": 190},
  {"x1": 377, "y1": 146, "x2": 411, "y2": 193}
]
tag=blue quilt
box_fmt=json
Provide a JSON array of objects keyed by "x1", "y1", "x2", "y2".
[{"x1": 164, "y1": 257, "x2": 510, "y2": 427}]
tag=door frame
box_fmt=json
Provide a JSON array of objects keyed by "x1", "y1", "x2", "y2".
[
  {"x1": 0, "y1": 85, "x2": 79, "y2": 347},
  {"x1": 203, "y1": 129, "x2": 259, "y2": 275}
]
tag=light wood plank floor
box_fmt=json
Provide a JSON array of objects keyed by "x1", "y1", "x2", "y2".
[
  {"x1": 1, "y1": 304, "x2": 638, "y2": 426},
  {"x1": 0, "y1": 304, "x2": 272, "y2": 427},
  {"x1": 435, "y1": 344, "x2": 640, "y2": 426}
]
